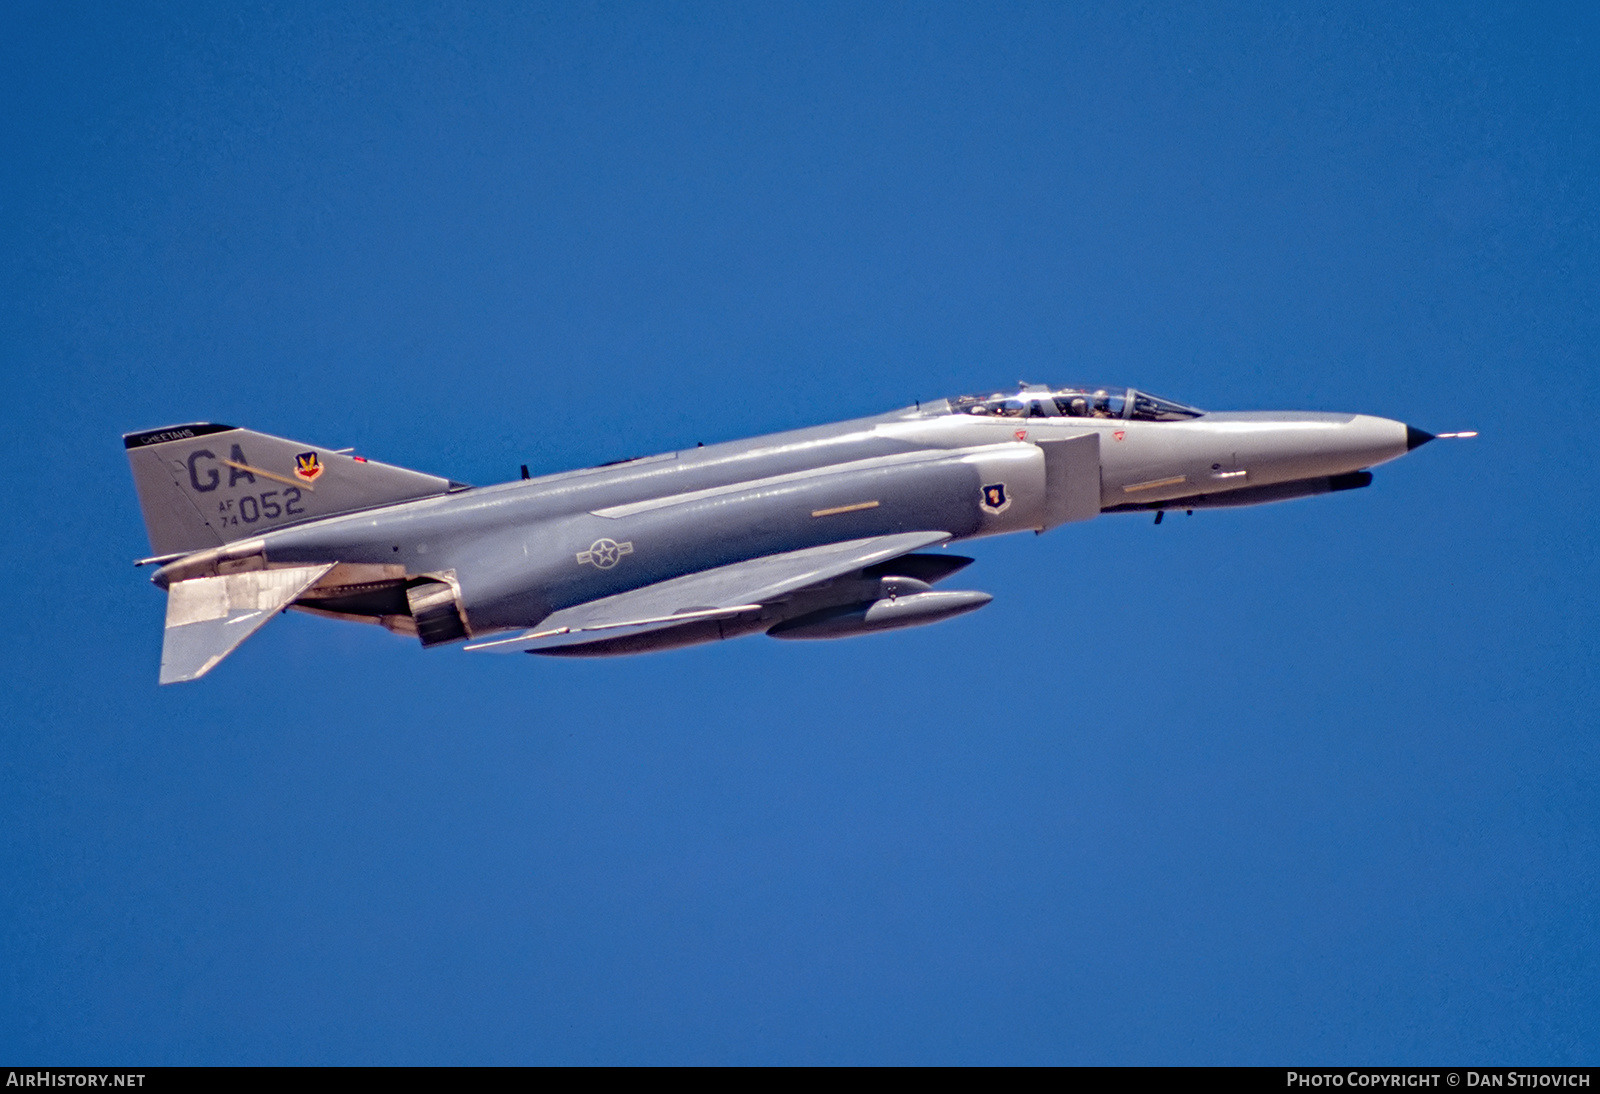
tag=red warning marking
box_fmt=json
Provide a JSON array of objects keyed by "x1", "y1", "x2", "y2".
[
  {"x1": 1014, "y1": 429, "x2": 1028, "y2": 441},
  {"x1": 1113, "y1": 430, "x2": 1126, "y2": 441}
]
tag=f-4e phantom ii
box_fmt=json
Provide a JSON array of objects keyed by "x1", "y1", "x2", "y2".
[{"x1": 124, "y1": 384, "x2": 1469, "y2": 683}]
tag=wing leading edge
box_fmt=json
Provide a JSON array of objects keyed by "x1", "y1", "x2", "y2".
[{"x1": 465, "y1": 531, "x2": 954, "y2": 654}]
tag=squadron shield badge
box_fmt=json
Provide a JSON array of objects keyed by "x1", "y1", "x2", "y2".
[
  {"x1": 981, "y1": 483, "x2": 1011, "y2": 514},
  {"x1": 294, "y1": 451, "x2": 324, "y2": 482}
]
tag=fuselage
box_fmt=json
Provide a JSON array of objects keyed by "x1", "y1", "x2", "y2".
[{"x1": 149, "y1": 388, "x2": 1420, "y2": 647}]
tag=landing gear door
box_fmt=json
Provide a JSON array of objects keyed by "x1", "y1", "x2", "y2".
[{"x1": 1037, "y1": 432, "x2": 1100, "y2": 530}]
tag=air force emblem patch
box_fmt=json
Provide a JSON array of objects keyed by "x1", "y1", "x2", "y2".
[
  {"x1": 576, "y1": 538, "x2": 633, "y2": 569},
  {"x1": 981, "y1": 483, "x2": 1011, "y2": 513},
  {"x1": 294, "y1": 451, "x2": 324, "y2": 482}
]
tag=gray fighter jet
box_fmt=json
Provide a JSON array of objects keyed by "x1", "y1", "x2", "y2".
[{"x1": 124, "y1": 385, "x2": 1468, "y2": 683}]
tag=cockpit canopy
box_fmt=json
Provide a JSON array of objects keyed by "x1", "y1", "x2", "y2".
[{"x1": 946, "y1": 385, "x2": 1203, "y2": 422}]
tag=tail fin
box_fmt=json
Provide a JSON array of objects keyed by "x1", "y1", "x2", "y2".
[{"x1": 124, "y1": 423, "x2": 463, "y2": 557}]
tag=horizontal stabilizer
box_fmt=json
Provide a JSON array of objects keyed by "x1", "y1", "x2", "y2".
[
  {"x1": 160, "y1": 564, "x2": 335, "y2": 684},
  {"x1": 466, "y1": 531, "x2": 952, "y2": 653}
]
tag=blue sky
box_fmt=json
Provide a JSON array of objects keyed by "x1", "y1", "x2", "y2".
[{"x1": 2, "y1": 1, "x2": 1595, "y2": 1064}]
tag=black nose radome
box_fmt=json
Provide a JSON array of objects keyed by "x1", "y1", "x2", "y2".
[{"x1": 1406, "y1": 425, "x2": 1435, "y2": 451}]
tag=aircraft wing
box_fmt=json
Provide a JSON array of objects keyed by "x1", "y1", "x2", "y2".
[
  {"x1": 159, "y1": 564, "x2": 337, "y2": 684},
  {"x1": 465, "y1": 531, "x2": 952, "y2": 653}
]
